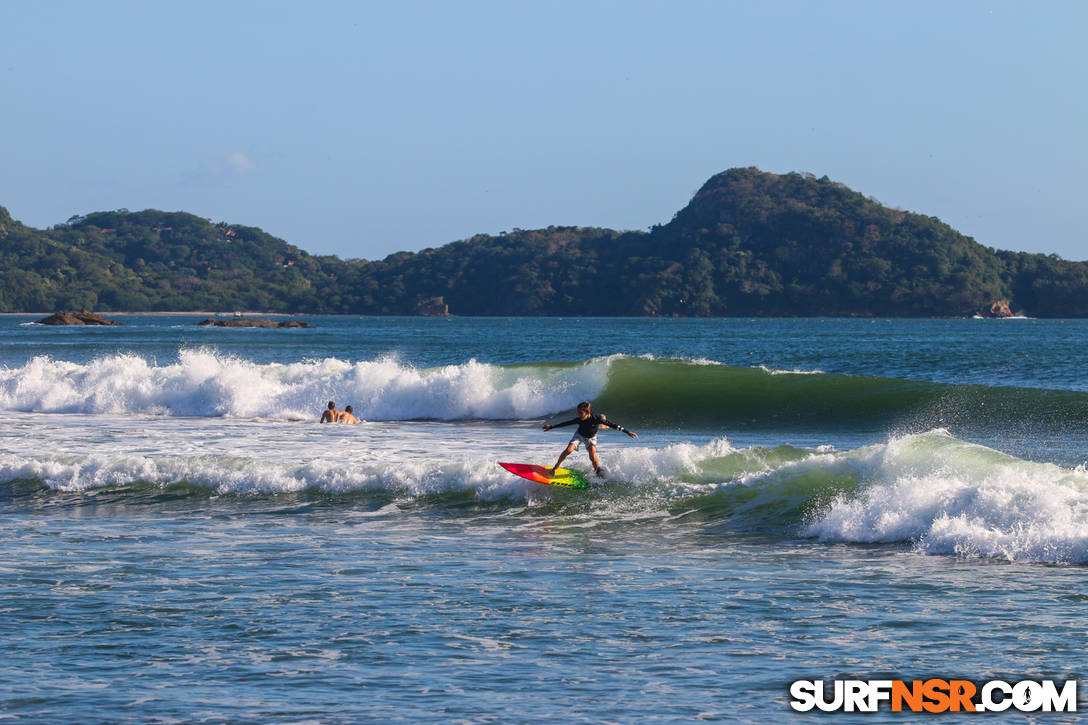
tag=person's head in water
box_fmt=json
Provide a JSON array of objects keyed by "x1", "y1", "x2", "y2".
[
  {"x1": 577, "y1": 401, "x2": 592, "y2": 419},
  {"x1": 327, "y1": 401, "x2": 336, "y2": 410},
  {"x1": 345, "y1": 405, "x2": 353, "y2": 414}
]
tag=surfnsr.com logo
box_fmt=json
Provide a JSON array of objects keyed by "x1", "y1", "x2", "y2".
[{"x1": 789, "y1": 679, "x2": 1078, "y2": 713}]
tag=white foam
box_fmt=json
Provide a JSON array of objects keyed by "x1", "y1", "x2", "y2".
[
  {"x1": 603, "y1": 437, "x2": 735, "y2": 486},
  {"x1": 0, "y1": 433, "x2": 735, "y2": 498},
  {"x1": 0, "y1": 349, "x2": 610, "y2": 421},
  {"x1": 0, "y1": 451, "x2": 501, "y2": 496},
  {"x1": 757, "y1": 365, "x2": 825, "y2": 375},
  {"x1": 636, "y1": 354, "x2": 723, "y2": 367},
  {"x1": 802, "y1": 430, "x2": 1088, "y2": 563}
]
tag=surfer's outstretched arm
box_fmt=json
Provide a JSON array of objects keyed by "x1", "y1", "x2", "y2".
[
  {"x1": 543, "y1": 418, "x2": 578, "y2": 431},
  {"x1": 603, "y1": 419, "x2": 638, "y2": 438}
]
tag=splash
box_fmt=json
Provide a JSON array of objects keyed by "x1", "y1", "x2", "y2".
[
  {"x1": 2, "y1": 351, "x2": 1086, "y2": 430},
  {"x1": 6, "y1": 427, "x2": 1088, "y2": 563},
  {"x1": 0, "y1": 349, "x2": 609, "y2": 421},
  {"x1": 801, "y1": 431, "x2": 1088, "y2": 563}
]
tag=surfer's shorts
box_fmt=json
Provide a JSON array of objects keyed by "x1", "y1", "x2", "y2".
[{"x1": 569, "y1": 433, "x2": 597, "y2": 450}]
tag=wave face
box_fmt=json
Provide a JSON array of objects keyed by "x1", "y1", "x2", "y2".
[
  {"x1": 1, "y1": 351, "x2": 1086, "y2": 431},
  {"x1": 4, "y1": 430, "x2": 1088, "y2": 564},
  {"x1": 593, "y1": 358, "x2": 1088, "y2": 432}
]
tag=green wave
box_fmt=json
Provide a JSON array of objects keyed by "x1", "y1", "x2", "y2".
[{"x1": 587, "y1": 357, "x2": 1088, "y2": 432}]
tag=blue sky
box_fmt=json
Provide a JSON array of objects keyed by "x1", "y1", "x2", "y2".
[{"x1": 2, "y1": 0, "x2": 1085, "y2": 260}]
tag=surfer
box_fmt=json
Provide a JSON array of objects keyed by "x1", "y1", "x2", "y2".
[
  {"x1": 339, "y1": 405, "x2": 361, "y2": 424},
  {"x1": 320, "y1": 401, "x2": 338, "y2": 423},
  {"x1": 543, "y1": 401, "x2": 637, "y2": 477}
]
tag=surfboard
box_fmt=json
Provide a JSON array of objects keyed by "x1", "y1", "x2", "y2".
[{"x1": 498, "y1": 462, "x2": 591, "y2": 489}]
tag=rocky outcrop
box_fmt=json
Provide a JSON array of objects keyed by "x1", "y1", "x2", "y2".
[
  {"x1": 978, "y1": 300, "x2": 1014, "y2": 318},
  {"x1": 36, "y1": 310, "x2": 121, "y2": 325},
  {"x1": 415, "y1": 296, "x2": 451, "y2": 316},
  {"x1": 197, "y1": 318, "x2": 311, "y2": 328}
]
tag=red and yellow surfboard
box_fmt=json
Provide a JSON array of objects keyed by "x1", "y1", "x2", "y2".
[{"x1": 498, "y1": 462, "x2": 591, "y2": 489}]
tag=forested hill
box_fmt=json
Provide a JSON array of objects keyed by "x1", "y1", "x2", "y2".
[
  {"x1": 0, "y1": 206, "x2": 341, "y2": 312},
  {"x1": 2, "y1": 168, "x2": 1087, "y2": 316}
]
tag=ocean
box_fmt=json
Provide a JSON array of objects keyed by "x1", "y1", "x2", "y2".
[{"x1": 1, "y1": 316, "x2": 1086, "y2": 722}]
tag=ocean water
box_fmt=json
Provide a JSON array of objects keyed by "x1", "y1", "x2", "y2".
[{"x1": 1, "y1": 316, "x2": 1086, "y2": 722}]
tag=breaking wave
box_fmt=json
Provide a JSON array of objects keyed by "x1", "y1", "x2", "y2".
[
  {"x1": 5, "y1": 430, "x2": 1088, "y2": 564},
  {"x1": 1, "y1": 351, "x2": 1085, "y2": 432},
  {"x1": 0, "y1": 349, "x2": 608, "y2": 421}
]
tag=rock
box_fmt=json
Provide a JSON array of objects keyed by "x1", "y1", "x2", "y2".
[
  {"x1": 196, "y1": 317, "x2": 311, "y2": 328},
  {"x1": 978, "y1": 300, "x2": 1014, "y2": 318},
  {"x1": 415, "y1": 296, "x2": 451, "y2": 316},
  {"x1": 36, "y1": 310, "x2": 121, "y2": 326}
]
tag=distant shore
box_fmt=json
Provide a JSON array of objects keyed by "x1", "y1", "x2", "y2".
[
  {"x1": 0, "y1": 312, "x2": 1040, "y2": 319},
  {"x1": 0, "y1": 311, "x2": 307, "y2": 317}
]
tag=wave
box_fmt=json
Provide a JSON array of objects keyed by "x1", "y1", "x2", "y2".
[
  {"x1": 593, "y1": 357, "x2": 1088, "y2": 433},
  {"x1": 0, "y1": 349, "x2": 608, "y2": 421},
  {"x1": 5, "y1": 430, "x2": 1088, "y2": 564},
  {"x1": 800, "y1": 431, "x2": 1088, "y2": 563},
  {"x1": 687, "y1": 431, "x2": 1088, "y2": 563},
  {"x1": 0, "y1": 436, "x2": 736, "y2": 497},
  {"x1": 0, "y1": 351, "x2": 1085, "y2": 431}
]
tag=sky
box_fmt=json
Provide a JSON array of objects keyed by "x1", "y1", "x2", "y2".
[{"x1": 1, "y1": 0, "x2": 1085, "y2": 261}]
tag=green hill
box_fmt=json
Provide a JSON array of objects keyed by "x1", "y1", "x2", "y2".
[
  {"x1": 649, "y1": 168, "x2": 1013, "y2": 316},
  {"x1": 0, "y1": 207, "x2": 344, "y2": 312},
  {"x1": 2, "y1": 168, "x2": 1085, "y2": 316}
]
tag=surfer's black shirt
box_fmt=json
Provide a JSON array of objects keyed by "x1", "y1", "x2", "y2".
[{"x1": 550, "y1": 414, "x2": 626, "y2": 438}]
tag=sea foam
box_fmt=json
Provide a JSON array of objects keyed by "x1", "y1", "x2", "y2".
[
  {"x1": 802, "y1": 430, "x2": 1088, "y2": 563},
  {"x1": 0, "y1": 349, "x2": 609, "y2": 421},
  {"x1": 5, "y1": 420, "x2": 1088, "y2": 564},
  {"x1": 0, "y1": 436, "x2": 735, "y2": 499}
]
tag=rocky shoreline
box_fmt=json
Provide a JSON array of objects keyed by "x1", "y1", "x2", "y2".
[
  {"x1": 35, "y1": 310, "x2": 121, "y2": 325},
  {"x1": 196, "y1": 318, "x2": 311, "y2": 328}
]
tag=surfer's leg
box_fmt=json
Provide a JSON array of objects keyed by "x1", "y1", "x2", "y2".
[
  {"x1": 588, "y1": 445, "x2": 603, "y2": 477},
  {"x1": 552, "y1": 443, "x2": 576, "y2": 474}
]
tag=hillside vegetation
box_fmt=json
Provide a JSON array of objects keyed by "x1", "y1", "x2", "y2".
[{"x1": 1, "y1": 168, "x2": 1085, "y2": 316}]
